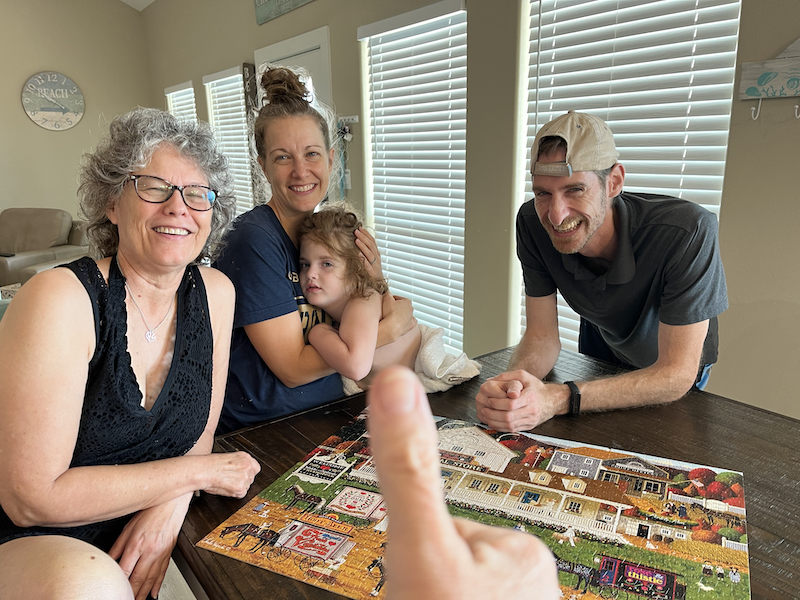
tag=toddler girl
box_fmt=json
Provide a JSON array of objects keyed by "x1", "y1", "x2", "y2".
[{"x1": 299, "y1": 205, "x2": 480, "y2": 393}]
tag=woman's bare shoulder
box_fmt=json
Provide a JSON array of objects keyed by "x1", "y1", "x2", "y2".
[{"x1": 197, "y1": 265, "x2": 235, "y2": 316}]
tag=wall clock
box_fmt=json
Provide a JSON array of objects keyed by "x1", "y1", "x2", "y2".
[{"x1": 21, "y1": 71, "x2": 85, "y2": 131}]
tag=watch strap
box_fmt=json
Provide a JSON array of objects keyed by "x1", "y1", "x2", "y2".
[{"x1": 565, "y1": 380, "x2": 581, "y2": 416}]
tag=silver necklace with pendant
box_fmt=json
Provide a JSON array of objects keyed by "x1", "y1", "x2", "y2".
[{"x1": 124, "y1": 281, "x2": 176, "y2": 343}]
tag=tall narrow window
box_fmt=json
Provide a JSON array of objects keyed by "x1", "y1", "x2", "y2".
[
  {"x1": 360, "y1": 1, "x2": 467, "y2": 352},
  {"x1": 204, "y1": 67, "x2": 255, "y2": 215},
  {"x1": 165, "y1": 81, "x2": 197, "y2": 121},
  {"x1": 520, "y1": 0, "x2": 741, "y2": 349}
]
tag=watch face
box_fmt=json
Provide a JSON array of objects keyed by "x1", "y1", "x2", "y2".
[{"x1": 21, "y1": 71, "x2": 85, "y2": 131}]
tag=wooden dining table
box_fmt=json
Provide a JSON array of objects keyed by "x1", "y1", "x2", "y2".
[{"x1": 177, "y1": 347, "x2": 800, "y2": 600}]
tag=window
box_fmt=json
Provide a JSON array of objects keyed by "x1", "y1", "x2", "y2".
[
  {"x1": 579, "y1": 469, "x2": 590, "y2": 477},
  {"x1": 487, "y1": 483, "x2": 500, "y2": 493},
  {"x1": 165, "y1": 81, "x2": 197, "y2": 121},
  {"x1": 644, "y1": 481, "x2": 662, "y2": 494},
  {"x1": 521, "y1": 491, "x2": 541, "y2": 504},
  {"x1": 360, "y1": 0, "x2": 467, "y2": 352},
  {"x1": 469, "y1": 478, "x2": 481, "y2": 489},
  {"x1": 204, "y1": 67, "x2": 255, "y2": 215},
  {"x1": 519, "y1": 0, "x2": 741, "y2": 347},
  {"x1": 566, "y1": 500, "x2": 582, "y2": 513}
]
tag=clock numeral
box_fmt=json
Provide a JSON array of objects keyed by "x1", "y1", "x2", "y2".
[
  {"x1": 29, "y1": 110, "x2": 38, "y2": 116},
  {"x1": 76, "y1": 99, "x2": 84, "y2": 106},
  {"x1": 65, "y1": 118, "x2": 73, "y2": 126},
  {"x1": 23, "y1": 97, "x2": 30, "y2": 104}
]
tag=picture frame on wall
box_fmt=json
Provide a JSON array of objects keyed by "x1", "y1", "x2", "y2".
[{"x1": 254, "y1": 0, "x2": 315, "y2": 25}]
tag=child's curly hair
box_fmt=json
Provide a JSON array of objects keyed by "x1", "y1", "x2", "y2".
[{"x1": 298, "y1": 205, "x2": 388, "y2": 299}]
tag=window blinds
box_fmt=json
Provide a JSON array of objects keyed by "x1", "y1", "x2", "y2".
[
  {"x1": 365, "y1": 9, "x2": 467, "y2": 352},
  {"x1": 165, "y1": 82, "x2": 197, "y2": 121},
  {"x1": 204, "y1": 69, "x2": 255, "y2": 216},
  {"x1": 520, "y1": 0, "x2": 741, "y2": 349}
]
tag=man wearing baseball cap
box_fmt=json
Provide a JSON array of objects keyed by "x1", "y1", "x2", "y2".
[{"x1": 476, "y1": 110, "x2": 728, "y2": 432}]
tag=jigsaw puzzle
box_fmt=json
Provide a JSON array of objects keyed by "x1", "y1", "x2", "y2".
[{"x1": 198, "y1": 412, "x2": 750, "y2": 599}]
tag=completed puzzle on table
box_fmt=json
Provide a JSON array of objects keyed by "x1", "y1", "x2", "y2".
[{"x1": 198, "y1": 413, "x2": 751, "y2": 599}]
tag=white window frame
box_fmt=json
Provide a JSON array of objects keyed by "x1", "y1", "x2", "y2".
[
  {"x1": 203, "y1": 66, "x2": 255, "y2": 215},
  {"x1": 519, "y1": 0, "x2": 741, "y2": 350},
  {"x1": 165, "y1": 81, "x2": 197, "y2": 121},
  {"x1": 360, "y1": 0, "x2": 467, "y2": 352}
]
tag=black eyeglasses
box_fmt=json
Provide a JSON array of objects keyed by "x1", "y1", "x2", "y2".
[{"x1": 127, "y1": 175, "x2": 217, "y2": 212}]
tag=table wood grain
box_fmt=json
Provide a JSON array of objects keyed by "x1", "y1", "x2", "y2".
[{"x1": 178, "y1": 348, "x2": 800, "y2": 599}]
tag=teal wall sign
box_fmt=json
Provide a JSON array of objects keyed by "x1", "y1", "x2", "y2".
[
  {"x1": 255, "y1": 0, "x2": 315, "y2": 25},
  {"x1": 739, "y1": 38, "x2": 800, "y2": 99}
]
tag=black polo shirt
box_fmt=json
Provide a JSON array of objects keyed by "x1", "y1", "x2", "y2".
[{"x1": 516, "y1": 192, "x2": 728, "y2": 369}]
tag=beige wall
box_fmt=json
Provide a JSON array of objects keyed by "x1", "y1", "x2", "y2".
[
  {"x1": 706, "y1": 0, "x2": 800, "y2": 418},
  {"x1": 2, "y1": 0, "x2": 797, "y2": 419},
  {"x1": 0, "y1": 0, "x2": 152, "y2": 217}
]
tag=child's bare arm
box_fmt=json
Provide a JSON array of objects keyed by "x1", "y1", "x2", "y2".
[{"x1": 308, "y1": 292, "x2": 382, "y2": 380}]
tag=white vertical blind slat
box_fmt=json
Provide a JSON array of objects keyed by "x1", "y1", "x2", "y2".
[
  {"x1": 367, "y1": 11, "x2": 467, "y2": 353},
  {"x1": 166, "y1": 87, "x2": 197, "y2": 122},
  {"x1": 205, "y1": 74, "x2": 254, "y2": 215}
]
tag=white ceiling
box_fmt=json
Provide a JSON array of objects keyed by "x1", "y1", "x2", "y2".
[{"x1": 119, "y1": 0, "x2": 157, "y2": 11}]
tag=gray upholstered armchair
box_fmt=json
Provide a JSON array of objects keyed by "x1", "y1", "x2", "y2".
[{"x1": 0, "y1": 208, "x2": 89, "y2": 286}]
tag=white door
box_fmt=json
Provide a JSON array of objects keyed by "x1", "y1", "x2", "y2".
[{"x1": 254, "y1": 26, "x2": 333, "y2": 109}]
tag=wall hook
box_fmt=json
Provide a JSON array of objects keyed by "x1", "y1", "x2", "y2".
[
  {"x1": 795, "y1": 104, "x2": 800, "y2": 119},
  {"x1": 751, "y1": 98, "x2": 762, "y2": 120}
]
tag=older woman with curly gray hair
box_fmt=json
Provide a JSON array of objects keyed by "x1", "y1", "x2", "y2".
[
  {"x1": 80, "y1": 107, "x2": 236, "y2": 263},
  {"x1": 0, "y1": 107, "x2": 259, "y2": 600}
]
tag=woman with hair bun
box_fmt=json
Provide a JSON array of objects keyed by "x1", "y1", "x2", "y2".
[{"x1": 215, "y1": 67, "x2": 415, "y2": 433}]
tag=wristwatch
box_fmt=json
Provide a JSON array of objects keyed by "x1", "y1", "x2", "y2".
[{"x1": 565, "y1": 381, "x2": 581, "y2": 415}]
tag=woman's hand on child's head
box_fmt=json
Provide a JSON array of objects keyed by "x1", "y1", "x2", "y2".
[{"x1": 355, "y1": 227, "x2": 383, "y2": 277}]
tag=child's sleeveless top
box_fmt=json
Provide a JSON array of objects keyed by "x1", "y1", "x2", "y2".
[{"x1": 0, "y1": 256, "x2": 213, "y2": 551}]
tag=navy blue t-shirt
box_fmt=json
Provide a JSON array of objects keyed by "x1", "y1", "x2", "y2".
[{"x1": 214, "y1": 204, "x2": 343, "y2": 433}]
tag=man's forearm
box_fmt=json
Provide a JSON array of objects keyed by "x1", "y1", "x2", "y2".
[
  {"x1": 508, "y1": 332, "x2": 560, "y2": 379},
  {"x1": 561, "y1": 362, "x2": 696, "y2": 414}
]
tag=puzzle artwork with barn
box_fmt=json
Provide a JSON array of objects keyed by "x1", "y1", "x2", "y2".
[{"x1": 198, "y1": 412, "x2": 750, "y2": 599}]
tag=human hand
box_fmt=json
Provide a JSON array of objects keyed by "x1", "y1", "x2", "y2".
[
  {"x1": 381, "y1": 293, "x2": 416, "y2": 338},
  {"x1": 109, "y1": 495, "x2": 191, "y2": 600},
  {"x1": 367, "y1": 366, "x2": 559, "y2": 599},
  {"x1": 355, "y1": 227, "x2": 383, "y2": 279},
  {"x1": 355, "y1": 226, "x2": 383, "y2": 278},
  {"x1": 475, "y1": 370, "x2": 562, "y2": 432},
  {"x1": 201, "y1": 451, "x2": 260, "y2": 497}
]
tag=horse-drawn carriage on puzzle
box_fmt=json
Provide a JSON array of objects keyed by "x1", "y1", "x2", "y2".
[{"x1": 557, "y1": 554, "x2": 687, "y2": 600}]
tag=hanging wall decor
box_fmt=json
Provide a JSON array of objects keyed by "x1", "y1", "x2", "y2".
[
  {"x1": 254, "y1": 0, "x2": 315, "y2": 25},
  {"x1": 739, "y1": 37, "x2": 800, "y2": 99}
]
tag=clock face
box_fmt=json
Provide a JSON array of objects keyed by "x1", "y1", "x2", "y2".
[{"x1": 21, "y1": 71, "x2": 85, "y2": 131}]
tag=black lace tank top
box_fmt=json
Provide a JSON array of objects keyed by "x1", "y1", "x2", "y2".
[{"x1": 0, "y1": 257, "x2": 213, "y2": 551}]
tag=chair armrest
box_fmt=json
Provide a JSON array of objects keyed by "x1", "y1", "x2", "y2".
[
  {"x1": 18, "y1": 249, "x2": 90, "y2": 283},
  {"x1": 0, "y1": 250, "x2": 59, "y2": 286}
]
